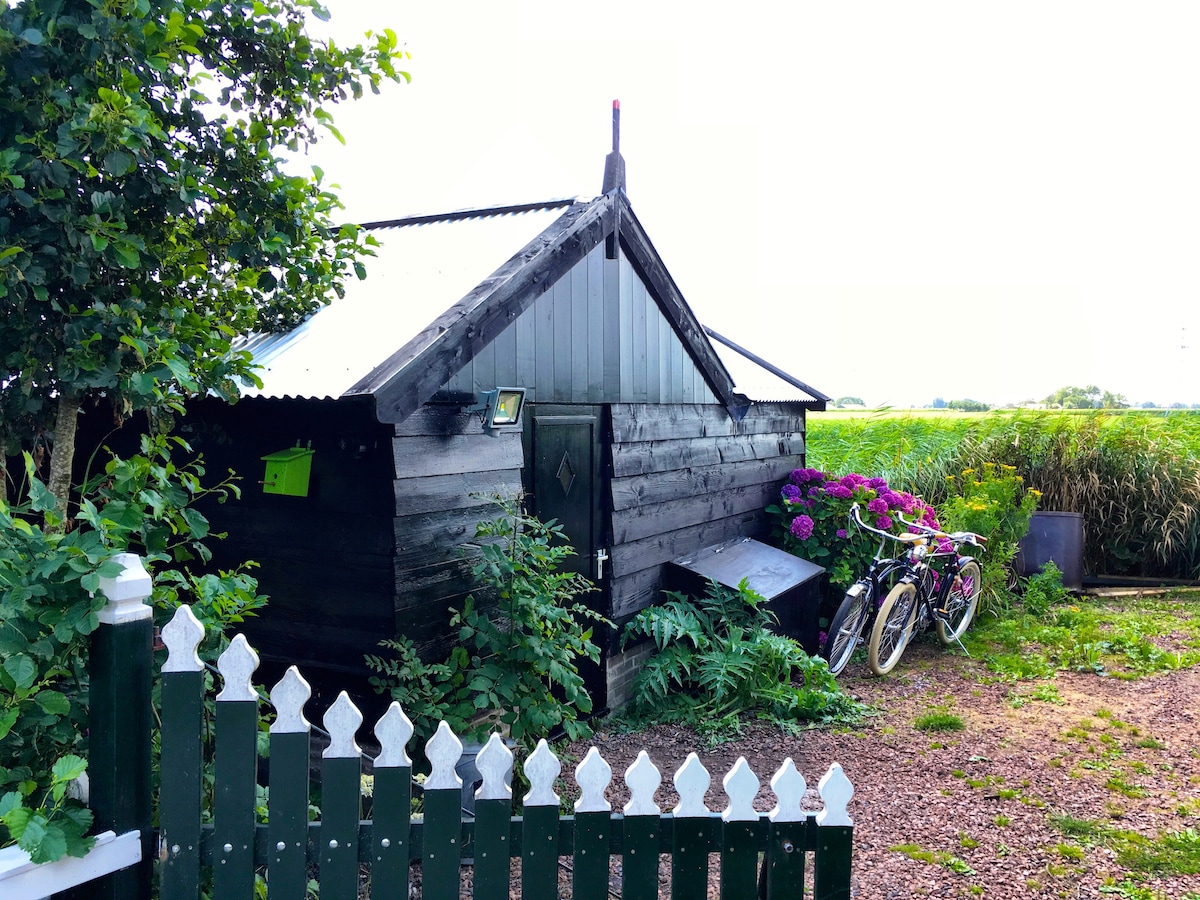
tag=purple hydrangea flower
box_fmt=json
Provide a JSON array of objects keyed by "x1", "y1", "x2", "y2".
[
  {"x1": 790, "y1": 467, "x2": 827, "y2": 486},
  {"x1": 781, "y1": 484, "x2": 802, "y2": 502},
  {"x1": 790, "y1": 514, "x2": 815, "y2": 540},
  {"x1": 867, "y1": 477, "x2": 889, "y2": 490},
  {"x1": 867, "y1": 497, "x2": 889, "y2": 515},
  {"x1": 881, "y1": 490, "x2": 904, "y2": 509},
  {"x1": 824, "y1": 483, "x2": 853, "y2": 500},
  {"x1": 875, "y1": 514, "x2": 893, "y2": 530},
  {"x1": 840, "y1": 473, "x2": 867, "y2": 488},
  {"x1": 836, "y1": 528, "x2": 849, "y2": 539}
]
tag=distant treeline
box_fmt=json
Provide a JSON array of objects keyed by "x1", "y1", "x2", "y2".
[{"x1": 807, "y1": 409, "x2": 1200, "y2": 581}]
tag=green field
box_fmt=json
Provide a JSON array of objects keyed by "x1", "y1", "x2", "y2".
[{"x1": 805, "y1": 409, "x2": 1200, "y2": 581}]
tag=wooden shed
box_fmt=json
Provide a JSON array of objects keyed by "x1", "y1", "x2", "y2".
[{"x1": 187, "y1": 154, "x2": 828, "y2": 710}]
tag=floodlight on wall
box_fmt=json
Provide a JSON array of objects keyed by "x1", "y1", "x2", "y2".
[{"x1": 469, "y1": 387, "x2": 526, "y2": 433}]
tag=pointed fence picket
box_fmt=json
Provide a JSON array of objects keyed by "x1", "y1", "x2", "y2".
[{"x1": 157, "y1": 604, "x2": 855, "y2": 900}]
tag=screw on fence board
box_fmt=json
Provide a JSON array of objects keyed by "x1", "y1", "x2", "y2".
[
  {"x1": 623, "y1": 751, "x2": 661, "y2": 816},
  {"x1": 269, "y1": 667, "x2": 311, "y2": 734},
  {"x1": 671, "y1": 753, "x2": 710, "y2": 817},
  {"x1": 768, "y1": 758, "x2": 808, "y2": 823},
  {"x1": 523, "y1": 739, "x2": 561, "y2": 808}
]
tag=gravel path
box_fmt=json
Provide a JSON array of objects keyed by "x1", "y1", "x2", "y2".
[{"x1": 566, "y1": 635, "x2": 1200, "y2": 899}]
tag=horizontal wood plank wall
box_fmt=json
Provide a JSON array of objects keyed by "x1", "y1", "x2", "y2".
[
  {"x1": 392, "y1": 406, "x2": 525, "y2": 649},
  {"x1": 443, "y1": 244, "x2": 719, "y2": 406},
  {"x1": 608, "y1": 403, "x2": 806, "y2": 619}
]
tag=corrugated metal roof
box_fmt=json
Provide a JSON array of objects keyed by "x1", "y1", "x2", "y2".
[{"x1": 235, "y1": 202, "x2": 576, "y2": 400}]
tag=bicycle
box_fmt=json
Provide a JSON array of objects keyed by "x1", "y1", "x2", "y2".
[
  {"x1": 821, "y1": 503, "x2": 924, "y2": 677},
  {"x1": 866, "y1": 512, "x2": 986, "y2": 675}
]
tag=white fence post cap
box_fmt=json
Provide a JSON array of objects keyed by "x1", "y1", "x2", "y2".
[{"x1": 96, "y1": 553, "x2": 153, "y2": 625}]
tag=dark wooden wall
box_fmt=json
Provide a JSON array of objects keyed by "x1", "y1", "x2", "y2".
[
  {"x1": 185, "y1": 397, "x2": 396, "y2": 684},
  {"x1": 390, "y1": 406, "x2": 524, "y2": 652},
  {"x1": 607, "y1": 403, "x2": 806, "y2": 621}
]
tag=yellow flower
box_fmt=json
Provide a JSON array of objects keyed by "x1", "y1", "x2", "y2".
[
  {"x1": 1029, "y1": 489, "x2": 1043, "y2": 498},
  {"x1": 1001, "y1": 464, "x2": 1016, "y2": 472},
  {"x1": 962, "y1": 468, "x2": 975, "y2": 476}
]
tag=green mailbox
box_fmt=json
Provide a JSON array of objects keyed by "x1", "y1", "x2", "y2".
[{"x1": 261, "y1": 445, "x2": 315, "y2": 497}]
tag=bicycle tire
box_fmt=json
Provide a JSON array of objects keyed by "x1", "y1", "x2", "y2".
[
  {"x1": 936, "y1": 559, "x2": 982, "y2": 644},
  {"x1": 822, "y1": 583, "x2": 872, "y2": 676},
  {"x1": 868, "y1": 581, "x2": 918, "y2": 675}
]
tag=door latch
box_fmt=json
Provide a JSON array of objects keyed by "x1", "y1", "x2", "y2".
[{"x1": 596, "y1": 548, "x2": 610, "y2": 580}]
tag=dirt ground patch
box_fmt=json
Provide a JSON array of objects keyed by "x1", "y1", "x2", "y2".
[{"x1": 566, "y1": 634, "x2": 1200, "y2": 900}]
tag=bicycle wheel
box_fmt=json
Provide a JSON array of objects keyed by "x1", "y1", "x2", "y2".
[
  {"x1": 822, "y1": 583, "x2": 872, "y2": 676},
  {"x1": 868, "y1": 581, "x2": 918, "y2": 675},
  {"x1": 936, "y1": 559, "x2": 982, "y2": 644}
]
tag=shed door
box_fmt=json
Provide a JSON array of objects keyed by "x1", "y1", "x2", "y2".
[
  {"x1": 529, "y1": 406, "x2": 604, "y2": 581},
  {"x1": 529, "y1": 405, "x2": 607, "y2": 705}
]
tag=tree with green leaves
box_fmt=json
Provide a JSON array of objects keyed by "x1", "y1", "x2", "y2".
[
  {"x1": 0, "y1": 0, "x2": 407, "y2": 861},
  {"x1": 0, "y1": 0, "x2": 408, "y2": 512}
]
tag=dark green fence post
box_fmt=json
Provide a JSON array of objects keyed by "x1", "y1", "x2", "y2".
[
  {"x1": 471, "y1": 733, "x2": 515, "y2": 900},
  {"x1": 717, "y1": 759, "x2": 760, "y2": 898},
  {"x1": 520, "y1": 741, "x2": 562, "y2": 900},
  {"x1": 159, "y1": 605, "x2": 207, "y2": 900},
  {"x1": 319, "y1": 693, "x2": 364, "y2": 900},
  {"x1": 369, "y1": 703, "x2": 415, "y2": 900},
  {"x1": 267, "y1": 667, "x2": 313, "y2": 900},
  {"x1": 762, "y1": 758, "x2": 810, "y2": 900},
  {"x1": 88, "y1": 552, "x2": 155, "y2": 899},
  {"x1": 571, "y1": 748, "x2": 612, "y2": 900},
  {"x1": 620, "y1": 751, "x2": 662, "y2": 900},
  {"x1": 813, "y1": 764, "x2": 855, "y2": 900},
  {"x1": 422, "y1": 722, "x2": 465, "y2": 900},
  {"x1": 212, "y1": 635, "x2": 260, "y2": 899},
  {"x1": 670, "y1": 753, "x2": 711, "y2": 900}
]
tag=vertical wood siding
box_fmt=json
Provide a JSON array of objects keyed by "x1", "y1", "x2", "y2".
[
  {"x1": 607, "y1": 403, "x2": 806, "y2": 619},
  {"x1": 443, "y1": 244, "x2": 719, "y2": 405}
]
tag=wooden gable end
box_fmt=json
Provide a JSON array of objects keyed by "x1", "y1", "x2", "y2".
[{"x1": 442, "y1": 241, "x2": 720, "y2": 405}]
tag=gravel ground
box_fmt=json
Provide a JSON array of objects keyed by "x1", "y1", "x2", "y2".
[{"x1": 562, "y1": 634, "x2": 1200, "y2": 900}]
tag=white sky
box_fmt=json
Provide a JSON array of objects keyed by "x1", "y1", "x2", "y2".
[{"x1": 298, "y1": 1, "x2": 1200, "y2": 408}]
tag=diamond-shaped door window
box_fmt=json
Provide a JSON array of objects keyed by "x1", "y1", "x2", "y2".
[{"x1": 556, "y1": 452, "x2": 576, "y2": 497}]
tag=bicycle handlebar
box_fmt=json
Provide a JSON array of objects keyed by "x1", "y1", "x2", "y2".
[{"x1": 894, "y1": 510, "x2": 987, "y2": 549}]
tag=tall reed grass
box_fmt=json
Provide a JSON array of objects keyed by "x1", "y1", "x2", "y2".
[{"x1": 807, "y1": 410, "x2": 1200, "y2": 581}]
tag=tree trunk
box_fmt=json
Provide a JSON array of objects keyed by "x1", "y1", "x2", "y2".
[{"x1": 47, "y1": 388, "x2": 82, "y2": 528}]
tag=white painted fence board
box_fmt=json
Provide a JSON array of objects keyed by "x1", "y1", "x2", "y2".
[{"x1": 0, "y1": 830, "x2": 140, "y2": 899}]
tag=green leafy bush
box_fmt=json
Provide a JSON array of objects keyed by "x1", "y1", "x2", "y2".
[
  {"x1": 0, "y1": 438, "x2": 266, "y2": 856},
  {"x1": 368, "y1": 498, "x2": 606, "y2": 749},
  {"x1": 620, "y1": 579, "x2": 862, "y2": 735},
  {"x1": 939, "y1": 462, "x2": 1039, "y2": 611}
]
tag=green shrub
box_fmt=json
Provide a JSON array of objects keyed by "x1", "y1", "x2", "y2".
[
  {"x1": 368, "y1": 497, "x2": 605, "y2": 749},
  {"x1": 620, "y1": 579, "x2": 862, "y2": 734}
]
